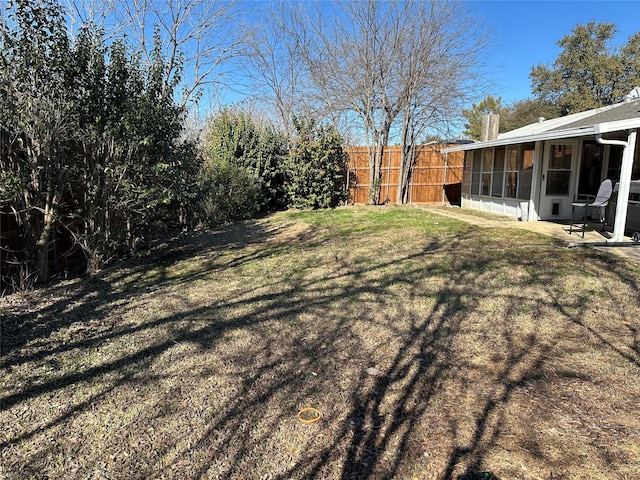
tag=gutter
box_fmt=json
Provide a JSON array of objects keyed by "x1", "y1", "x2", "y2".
[
  {"x1": 443, "y1": 116, "x2": 640, "y2": 154},
  {"x1": 595, "y1": 135, "x2": 627, "y2": 148}
]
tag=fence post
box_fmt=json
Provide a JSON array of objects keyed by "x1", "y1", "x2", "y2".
[
  {"x1": 442, "y1": 150, "x2": 448, "y2": 206},
  {"x1": 386, "y1": 148, "x2": 392, "y2": 203}
]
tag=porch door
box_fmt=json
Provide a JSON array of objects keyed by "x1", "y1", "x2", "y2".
[{"x1": 539, "y1": 141, "x2": 578, "y2": 220}]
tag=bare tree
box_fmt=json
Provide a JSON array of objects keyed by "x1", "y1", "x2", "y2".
[
  {"x1": 315, "y1": 1, "x2": 396, "y2": 204},
  {"x1": 290, "y1": 0, "x2": 490, "y2": 204},
  {"x1": 62, "y1": 0, "x2": 248, "y2": 111},
  {"x1": 109, "y1": 0, "x2": 247, "y2": 110},
  {"x1": 393, "y1": 1, "x2": 488, "y2": 203},
  {"x1": 63, "y1": 0, "x2": 128, "y2": 39},
  {"x1": 239, "y1": 2, "x2": 307, "y2": 137}
]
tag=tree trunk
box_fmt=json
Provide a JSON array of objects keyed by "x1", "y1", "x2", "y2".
[
  {"x1": 367, "y1": 123, "x2": 393, "y2": 205},
  {"x1": 36, "y1": 189, "x2": 57, "y2": 282},
  {"x1": 397, "y1": 108, "x2": 412, "y2": 204},
  {"x1": 368, "y1": 143, "x2": 384, "y2": 204},
  {"x1": 398, "y1": 144, "x2": 415, "y2": 205}
]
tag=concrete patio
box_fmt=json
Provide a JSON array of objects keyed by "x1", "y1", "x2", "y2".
[{"x1": 425, "y1": 206, "x2": 640, "y2": 263}]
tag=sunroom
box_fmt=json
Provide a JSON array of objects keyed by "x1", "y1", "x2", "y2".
[{"x1": 443, "y1": 95, "x2": 640, "y2": 243}]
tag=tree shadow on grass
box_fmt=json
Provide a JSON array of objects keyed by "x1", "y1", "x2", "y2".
[
  {"x1": 0, "y1": 219, "x2": 312, "y2": 363},
  {"x1": 2, "y1": 217, "x2": 640, "y2": 479},
  {"x1": 270, "y1": 244, "x2": 559, "y2": 480}
]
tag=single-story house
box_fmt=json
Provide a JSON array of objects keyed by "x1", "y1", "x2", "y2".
[{"x1": 443, "y1": 90, "x2": 640, "y2": 242}]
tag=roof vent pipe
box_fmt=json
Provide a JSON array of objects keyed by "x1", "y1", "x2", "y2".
[{"x1": 623, "y1": 87, "x2": 640, "y2": 103}]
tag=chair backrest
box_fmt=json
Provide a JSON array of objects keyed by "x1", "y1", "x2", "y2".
[{"x1": 592, "y1": 179, "x2": 613, "y2": 206}]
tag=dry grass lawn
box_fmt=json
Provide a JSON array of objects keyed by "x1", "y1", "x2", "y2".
[{"x1": 1, "y1": 206, "x2": 640, "y2": 480}]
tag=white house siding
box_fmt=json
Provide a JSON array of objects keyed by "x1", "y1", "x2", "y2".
[{"x1": 462, "y1": 195, "x2": 521, "y2": 218}]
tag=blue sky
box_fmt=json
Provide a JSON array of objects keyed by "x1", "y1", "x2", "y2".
[
  {"x1": 196, "y1": 0, "x2": 640, "y2": 124},
  {"x1": 467, "y1": 0, "x2": 640, "y2": 104}
]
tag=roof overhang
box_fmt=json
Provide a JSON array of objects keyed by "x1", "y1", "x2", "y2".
[
  {"x1": 443, "y1": 117, "x2": 640, "y2": 153},
  {"x1": 442, "y1": 127, "x2": 595, "y2": 152},
  {"x1": 594, "y1": 118, "x2": 640, "y2": 134}
]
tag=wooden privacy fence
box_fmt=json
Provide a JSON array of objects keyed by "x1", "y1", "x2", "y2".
[{"x1": 345, "y1": 145, "x2": 464, "y2": 205}]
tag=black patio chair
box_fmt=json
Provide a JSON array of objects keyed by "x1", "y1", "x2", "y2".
[{"x1": 569, "y1": 179, "x2": 613, "y2": 238}]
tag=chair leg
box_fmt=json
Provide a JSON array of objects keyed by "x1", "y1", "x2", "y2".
[
  {"x1": 598, "y1": 206, "x2": 606, "y2": 232},
  {"x1": 570, "y1": 205, "x2": 575, "y2": 235},
  {"x1": 569, "y1": 204, "x2": 588, "y2": 237}
]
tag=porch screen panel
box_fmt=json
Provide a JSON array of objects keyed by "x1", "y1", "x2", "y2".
[
  {"x1": 470, "y1": 150, "x2": 481, "y2": 195},
  {"x1": 462, "y1": 151, "x2": 472, "y2": 193},
  {"x1": 492, "y1": 147, "x2": 505, "y2": 197},
  {"x1": 504, "y1": 146, "x2": 518, "y2": 198},
  {"x1": 634, "y1": 133, "x2": 640, "y2": 180},
  {"x1": 481, "y1": 149, "x2": 493, "y2": 196},
  {"x1": 607, "y1": 146, "x2": 623, "y2": 182},
  {"x1": 518, "y1": 143, "x2": 535, "y2": 200},
  {"x1": 546, "y1": 144, "x2": 572, "y2": 195}
]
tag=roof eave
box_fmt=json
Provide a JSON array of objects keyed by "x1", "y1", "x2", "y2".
[
  {"x1": 442, "y1": 126, "x2": 596, "y2": 152},
  {"x1": 594, "y1": 118, "x2": 640, "y2": 134},
  {"x1": 443, "y1": 115, "x2": 640, "y2": 153}
]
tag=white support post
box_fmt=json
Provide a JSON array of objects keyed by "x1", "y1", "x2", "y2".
[
  {"x1": 529, "y1": 141, "x2": 544, "y2": 221},
  {"x1": 610, "y1": 129, "x2": 637, "y2": 242}
]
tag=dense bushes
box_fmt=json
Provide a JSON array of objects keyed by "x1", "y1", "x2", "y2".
[
  {"x1": 198, "y1": 160, "x2": 262, "y2": 228},
  {"x1": 287, "y1": 117, "x2": 348, "y2": 209},
  {"x1": 0, "y1": 0, "x2": 348, "y2": 288},
  {"x1": 201, "y1": 109, "x2": 289, "y2": 223},
  {"x1": 200, "y1": 110, "x2": 348, "y2": 226},
  {"x1": 0, "y1": 0, "x2": 198, "y2": 282}
]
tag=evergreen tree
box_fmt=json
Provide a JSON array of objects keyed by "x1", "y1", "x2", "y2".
[
  {"x1": 501, "y1": 98, "x2": 561, "y2": 132},
  {"x1": 530, "y1": 21, "x2": 637, "y2": 115},
  {"x1": 0, "y1": 0, "x2": 199, "y2": 283},
  {"x1": 202, "y1": 108, "x2": 289, "y2": 218}
]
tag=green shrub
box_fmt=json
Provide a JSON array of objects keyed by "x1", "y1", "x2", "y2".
[
  {"x1": 198, "y1": 160, "x2": 262, "y2": 227},
  {"x1": 203, "y1": 109, "x2": 289, "y2": 212},
  {"x1": 287, "y1": 116, "x2": 348, "y2": 209}
]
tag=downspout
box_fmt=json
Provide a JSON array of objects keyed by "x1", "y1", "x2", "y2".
[{"x1": 596, "y1": 129, "x2": 637, "y2": 242}]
